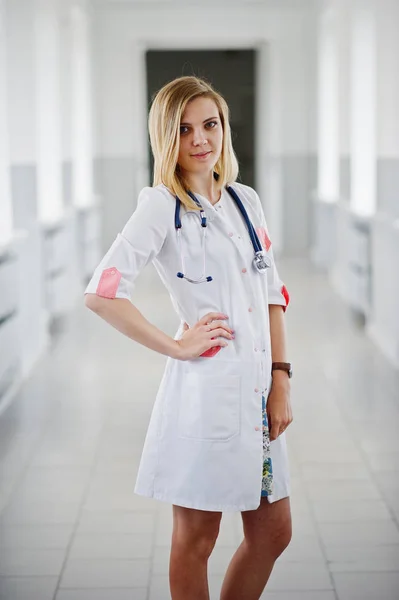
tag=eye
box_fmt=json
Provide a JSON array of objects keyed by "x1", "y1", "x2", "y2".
[
  {"x1": 180, "y1": 126, "x2": 189, "y2": 135},
  {"x1": 205, "y1": 121, "x2": 218, "y2": 129}
]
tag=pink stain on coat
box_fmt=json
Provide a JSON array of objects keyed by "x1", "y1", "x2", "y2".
[
  {"x1": 281, "y1": 284, "x2": 290, "y2": 312},
  {"x1": 200, "y1": 341, "x2": 221, "y2": 358},
  {"x1": 256, "y1": 227, "x2": 272, "y2": 251},
  {"x1": 96, "y1": 267, "x2": 122, "y2": 298}
]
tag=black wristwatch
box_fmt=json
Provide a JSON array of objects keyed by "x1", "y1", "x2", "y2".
[{"x1": 271, "y1": 362, "x2": 293, "y2": 379}]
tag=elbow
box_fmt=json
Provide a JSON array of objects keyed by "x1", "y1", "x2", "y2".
[
  {"x1": 84, "y1": 293, "x2": 125, "y2": 315},
  {"x1": 84, "y1": 293, "x2": 102, "y2": 313},
  {"x1": 84, "y1": 293, "x2": 131, "y2": 317}
]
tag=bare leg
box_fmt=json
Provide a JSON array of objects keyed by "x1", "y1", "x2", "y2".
[
  {"x1": 220, "y1": 497, "x2": 292, "y2": 600},
  {"x1": 169, "y1": 504, "x2": 222, "y2": 600}
]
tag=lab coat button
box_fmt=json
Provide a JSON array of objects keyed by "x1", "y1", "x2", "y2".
[
  {"x1": 254, "y1": 347, "x2": 258, "y2": 352},
  {"x1": 248, "y1": 307, "x2": 253, "y2": 312},
  {"x1": 241, "y1": 268, "x2": 247, "y2": 273}
]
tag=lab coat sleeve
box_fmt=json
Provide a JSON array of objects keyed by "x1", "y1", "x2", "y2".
[
  {"x1": 84, "y1": 187, "x2": 169, "y2": 301},
  {"x1": 252, "y1": 190, "x2": 290, "y2": 312}
]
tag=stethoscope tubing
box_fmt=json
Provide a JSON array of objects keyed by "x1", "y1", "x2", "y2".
[
  {"x1": 174, "y1": 184, "x2": 270, "y2": 283},
  {"x1": 225, "y1": 185, "x2": 263, "y2": 254}
]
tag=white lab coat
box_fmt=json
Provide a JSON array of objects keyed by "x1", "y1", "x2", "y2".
[{"x1": 84, "y1": 182, "x2": 291, "y2": 512}]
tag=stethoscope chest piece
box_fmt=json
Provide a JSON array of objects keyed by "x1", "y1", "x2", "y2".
[{"x1": 253, "y1": 251, "x2": 271, "y2": 273}]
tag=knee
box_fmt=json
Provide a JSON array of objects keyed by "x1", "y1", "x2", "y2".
[
  {"x1": 195, "y1": 529, "x2": 220, "y2": 560},
  {"x1": 172, "y1": 521, "x2": 221, "y2": 561},
  {"x1": 268, "y1": 520, "x2": 292, "y2": 559},
  {"x1": 245, "y1": 519, "x2": 292, "y2": 561}
]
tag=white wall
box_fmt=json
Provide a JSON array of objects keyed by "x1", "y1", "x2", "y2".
[
  {"x1": 313, "y1": 0, "x2": 399, "y2": 368},
  {"x1": 2, "y1": 0, "x2": 98, "y2": 395},
  {"x1": 92, "y1": 1, "x2": 317, "y2": 253},
  {"x1": 376, "y1": 0, "x2": 399, "y2": 159},
  {"x1": 94, "y1": 3, "x2": 315, "y2": 157},
  {"x1": 6, "y1": 0, "x2": 36, "y2": 165},
  {"x1": 60, "y1": 0, "x2": 73, "y2": 165},
  {"x1": 0, "y1": 0, "x2": 13, "y2": 244},
  {"x1": 337, "y1": 0, "x2": 351, "y2": 160}
]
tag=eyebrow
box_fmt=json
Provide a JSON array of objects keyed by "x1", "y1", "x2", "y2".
[{"x1": 180, "y1": 116, "x2": 219, "y2": 126}]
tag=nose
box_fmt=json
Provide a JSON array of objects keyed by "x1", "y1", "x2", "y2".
[{"x1": 192, "y1": 130, "x2": 208, "y2": 147}]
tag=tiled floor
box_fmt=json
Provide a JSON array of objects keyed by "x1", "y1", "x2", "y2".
[{"x1": 0, "y1": 257, "x2": 399, "y2": 600}]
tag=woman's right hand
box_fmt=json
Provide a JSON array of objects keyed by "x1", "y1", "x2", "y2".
[{"x1": 174, "y1": 312, "x2": 234, "y2": 361}]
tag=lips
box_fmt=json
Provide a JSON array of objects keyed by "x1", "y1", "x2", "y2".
[{"x1": 192, "y1": 151, "x2": 211, "y2": 157}]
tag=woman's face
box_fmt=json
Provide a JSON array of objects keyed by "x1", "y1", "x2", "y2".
[{"x1": 177, "y1": 97, "x2": 223, "y2": 176}]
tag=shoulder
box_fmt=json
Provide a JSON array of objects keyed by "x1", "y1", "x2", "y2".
[
  {"x1": 135, "y1": 185, "x2": 176, "y2": 221},
  {"x1": 229, "y1": 182, "x2": 262, "y2": 216},
  {"x1": 137, "y1": 184, "x2": 175, "y2": 209},
  {"x1": 121, "y1": 185, "x2": 175, "y2": 237}
]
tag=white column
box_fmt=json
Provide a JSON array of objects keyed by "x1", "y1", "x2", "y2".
[
  {"x1": 376, "y1": 0, "x2": 399, "y2": 177},
  {"x1": 133, "y1": 41, "x2": 150, "y2": 198},
  {"x1": 337, "y1": 0, "x2": 351, "y2": 195},
  {"x1": 35, "y1": 0, "x2": 64, "y2": 224},
  {"x1": 317, "y1": 4, "x2": 339, "y2": 202},
  {"x1": 262, "y1": 39, "x2": 283, "y2": 253},
  {"x1": 366, "y1": 0, "x2": 399, "y2": 366},
  {"x1": 350, "y1": 0, "x2": 376, "y2": 216},
  {"x1": 6, "y1": 0, "x2": 50, "y2": 380},
  {"x1": 0, "y1": 0, "x2": 13, "y2": 245},
  {"x1": 70, "y1": 0, "x2": 95, "y2": 208},
  {"x1": 329, "y1": 0, "x2": 375, "y2": 314},
  {"x1": 311, "y1": 1, "x2": 339, "y2": 269}
]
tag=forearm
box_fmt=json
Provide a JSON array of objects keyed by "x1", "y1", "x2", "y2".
[
  {"x1": 269, "y1": 304, "x2": 288, "y2": 383},
  {"x1": 84, "y1": 294, "x2": 181, "y2": 359}
]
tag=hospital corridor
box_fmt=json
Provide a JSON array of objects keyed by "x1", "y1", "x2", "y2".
[{"x1": 1, "y1": 1, "x2": 399, "y2": 599}]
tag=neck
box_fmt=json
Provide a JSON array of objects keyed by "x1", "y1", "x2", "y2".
[{"x1": 183, "y1": 170, "x2": 221, "y2": 206}]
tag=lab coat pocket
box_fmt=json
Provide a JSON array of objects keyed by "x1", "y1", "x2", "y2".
[{"x1": 178, "y1": 371, "x2": 241, "y2": 442}]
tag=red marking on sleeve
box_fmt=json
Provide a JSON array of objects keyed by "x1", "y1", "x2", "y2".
[
  {"x1": 281, "y1": 285, "x2": 290, "y2": 312},
  {"x1": 96, "y1": 267, "x2": 122, "y2": 298},
  {"x1": 255, "y1": 227, "x2": 272, "y2": 251}
]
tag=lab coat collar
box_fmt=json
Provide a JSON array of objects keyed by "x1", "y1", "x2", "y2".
[
  {"x1": 160, "y1": 183, "x2": 225, "y2": 223},
  {"x1": 192, "y1": 188, "x2": 228, "y2": 223},
  {"x1": 196, "y1": 188, "x2": 247, "y2": 261}
]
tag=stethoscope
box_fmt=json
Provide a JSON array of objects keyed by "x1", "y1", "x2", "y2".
[{"x1": 174, "y1": 184, "x2": 272, "y2": 284}]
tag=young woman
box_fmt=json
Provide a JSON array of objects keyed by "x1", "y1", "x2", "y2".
[{"x1": 84, "y1": 75, "x2": 293, "y2": 600}]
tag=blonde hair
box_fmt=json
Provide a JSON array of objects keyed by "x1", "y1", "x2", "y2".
[{"x1": 148, "y1": 76, "x2": 239, "y2": 211}]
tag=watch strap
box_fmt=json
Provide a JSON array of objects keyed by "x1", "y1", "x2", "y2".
[{"x1": 271, "y1": 362, "x2": 292, "y2": 377}]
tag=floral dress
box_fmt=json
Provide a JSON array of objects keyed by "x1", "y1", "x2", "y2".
[{"x1": 261, "y1": 391, "x2": 274, "y2": 497}]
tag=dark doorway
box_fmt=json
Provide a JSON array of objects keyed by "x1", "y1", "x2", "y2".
[{"x1": 145, "y1": 49, "x2": 255, "y2": 188}]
